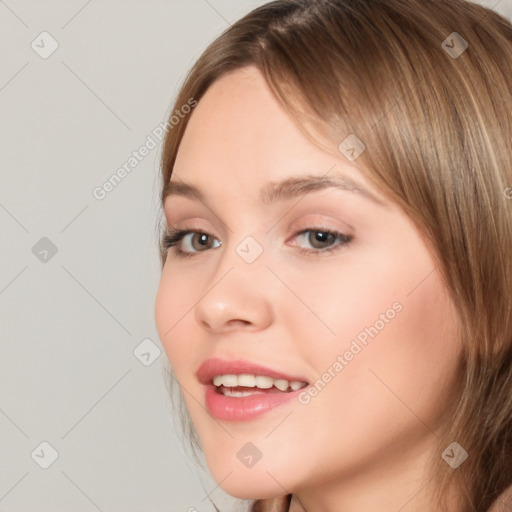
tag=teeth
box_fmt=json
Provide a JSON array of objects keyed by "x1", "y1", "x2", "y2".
[
  {"x1": 212, "y1": 374, "x2": 306, "y2": 392},
  {"x1": 238, "y1": 374, "x2": 257, "y2": 387},
  {"x1": 223, "y1": 389, "x2": 257, "y2": 397},
  {"x1": 290, "y1": 381, "x2": 304, "y2": 391},
  {"x1": 255, "y1": 375, "x2": 273, "y2": 389},
  {"x1": 274, "y1": 379, "x2": 289, "y2": 391}
]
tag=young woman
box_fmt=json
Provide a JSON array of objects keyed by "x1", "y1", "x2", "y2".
[{"x1": 154, "y1": 1, "x2": 512, "y2": 510}]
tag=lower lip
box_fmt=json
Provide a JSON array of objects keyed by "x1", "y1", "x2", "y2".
[{"x1": 204, "y1": 384, "x2": 306, "y2": 422}]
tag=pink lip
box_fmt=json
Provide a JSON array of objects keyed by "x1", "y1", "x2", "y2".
[{"x1": 196, "y1": 357, "x2": 309, "y2": 422}]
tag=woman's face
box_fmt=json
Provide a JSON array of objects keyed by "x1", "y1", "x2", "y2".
[{"x1": 155, "y1": 66, "x2": 462, "y2": 505}]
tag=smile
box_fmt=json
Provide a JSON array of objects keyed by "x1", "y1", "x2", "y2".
[
  {"x1": 197, "y1": 358, "x2": 310, "y2": 421},
  {"x1": 212, "y1": 374, "x2": 307, "y2": 393}
]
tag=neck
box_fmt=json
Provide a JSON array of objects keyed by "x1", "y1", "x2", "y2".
[{"x1": 287, "y1": 437, "x2": 463, "y2": 512}]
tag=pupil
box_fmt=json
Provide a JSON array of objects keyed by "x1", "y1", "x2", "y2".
[
  {"x1": 192, "y1": 233, "x2": 210, "y2": 251},
  {"x1": 311, "y1": 231, "x2": 332, "y2": 247}
]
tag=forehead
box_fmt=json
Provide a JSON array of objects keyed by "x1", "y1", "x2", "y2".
[
  {"x1": 174, "y1": 66, "x2": 333, "y2": 181},
  {"x1": 168, "y1": 66, "x2": 387, "y2": 209}
]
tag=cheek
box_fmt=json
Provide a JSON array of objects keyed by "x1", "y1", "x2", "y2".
[
  {"x1": 154, "y1": 264, "x2": 200, "y2": 375},
  {"x1": 295, "y1": 264, "x2": 460, "y2": 448},
  {"x1": 283, "y1": 242, "x2": 461, "y2": 434},
  {"x1": 281, "y1": 231, "x2": 452, "y2": 356}
]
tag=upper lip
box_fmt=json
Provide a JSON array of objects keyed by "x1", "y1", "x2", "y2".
[{"x1": 196, "y1": 357, "x2": 309, "y2": 385}]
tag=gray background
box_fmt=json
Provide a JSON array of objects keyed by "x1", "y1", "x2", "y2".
[{"x1": 1, "y1": 1, "x2": 511, "y2": 511}]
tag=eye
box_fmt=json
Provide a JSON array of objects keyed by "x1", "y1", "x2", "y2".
[
  {"x1": 291, "y1": 228, "x2": 353, "y2": 255},
  {"x1": 162, "y1": 229, "x2": 221, "y2": 258},
  {"x1": 162, "y1": 227, "x2": 352, "y2": 259}
]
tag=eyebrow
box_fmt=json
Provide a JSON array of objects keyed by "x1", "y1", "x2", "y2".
[{"x1": 162, "y1": 175, "x2": 387, "y2": 207}]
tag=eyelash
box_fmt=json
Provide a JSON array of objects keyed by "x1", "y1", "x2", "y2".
[{"x1": 161, "y1": 227, "x2": 353, "y2": 259}]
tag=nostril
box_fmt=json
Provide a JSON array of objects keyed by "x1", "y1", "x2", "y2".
[{"x1": 226, "y1": 319, "x2": 253, "y2": 328}]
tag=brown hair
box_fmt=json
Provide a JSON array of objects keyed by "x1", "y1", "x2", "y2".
[{"x1": 158, "y1": 1, "x2": 512, "y2": 510}]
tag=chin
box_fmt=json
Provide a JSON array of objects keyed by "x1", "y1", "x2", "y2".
[
  {"x1": 216, "y1": 478, "x2": 284, "y2": 501},
  {"x1": 204, "y1": 456, "x2": 293, "y2": 500}
]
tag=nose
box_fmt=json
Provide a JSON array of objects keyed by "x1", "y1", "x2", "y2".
[{"x1": 194, "y1": 256, "x2": 274, "y2": 334}]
